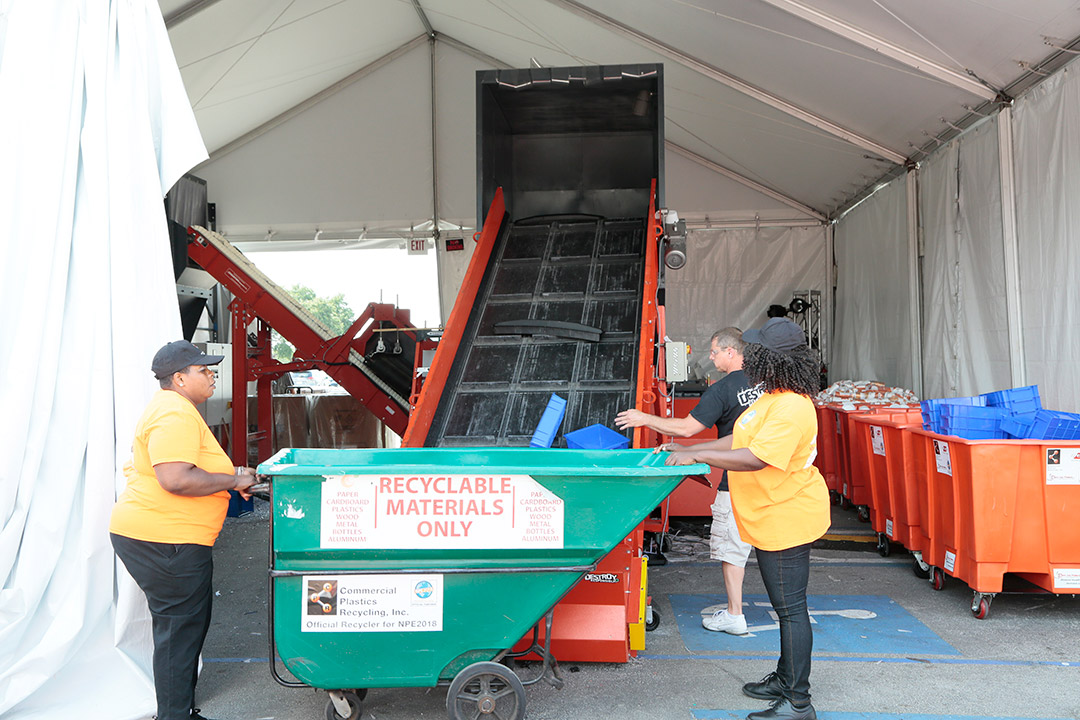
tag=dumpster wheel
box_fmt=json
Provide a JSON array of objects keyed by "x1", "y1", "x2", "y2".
[
  {"x1": 876, "y1": 533, "x2": 891, "y2": 557},
  {"x1": 325, "y1": 690, "x2": 363, "y2": 720},
  {"x1": 446, "y1": 661, "x2": 526, "y2": 720},
  {"x1": 971, "y1": 592, "x2": 994, "y2": 620}
]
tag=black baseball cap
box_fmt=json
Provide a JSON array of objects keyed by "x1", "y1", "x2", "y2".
[
  {"x1": 152, "y1": 340, "x2": 225, "y2": 379},
  {"x1": 743, "y1": 317, "x2": 806, "y2": 353}
]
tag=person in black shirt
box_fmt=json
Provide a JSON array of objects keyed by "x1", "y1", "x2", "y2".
[{"x1": 616, "y1": 327, "x2": 762, "y2": 634}]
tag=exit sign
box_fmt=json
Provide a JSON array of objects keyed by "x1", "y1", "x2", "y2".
[{"x1": 407, "y1": 238, "x2": 428, "y2": 255}]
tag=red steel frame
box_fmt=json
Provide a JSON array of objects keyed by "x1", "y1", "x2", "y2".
[{"x1": 187, "y1": 226, "x2": 416, "y2": 465}]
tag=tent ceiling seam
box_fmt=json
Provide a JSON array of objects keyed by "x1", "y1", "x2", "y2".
[
  {"x1": 758, "y1": 0, "x2": 998, "y2": 101},
  {"x1": 198, "y1": 34, "x2": 428, "y2": 165},
  {"x1": 667, "y1": 142, "x2": 826, "y2": 221},
  {"x1": 546, "y1": 0, "x2": 908, "y2": 165}
]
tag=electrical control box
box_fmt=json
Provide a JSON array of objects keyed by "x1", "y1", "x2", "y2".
[{"x1": 665, "y1": 341, "x2": 689, "y2": 383}]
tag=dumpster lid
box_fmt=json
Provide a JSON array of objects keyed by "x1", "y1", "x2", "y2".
[{"x1": 259, "y1": 447, "x2": 709, "y2": 478}]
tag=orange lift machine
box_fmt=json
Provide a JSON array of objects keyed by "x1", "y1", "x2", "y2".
[{"x1": 404, "y1": 64, "x2": 690, "y2": 662}]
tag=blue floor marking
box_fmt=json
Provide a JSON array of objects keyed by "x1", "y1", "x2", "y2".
[
  {"x1": 692, "y1": 713, "x2": 1074, "y2": 720},
  {"x1": 670, "y1": 594, "x2": 957, "y2": 656},
  {"x1": 640, "y1": 654, "x2": 1080, "y2": 667}
]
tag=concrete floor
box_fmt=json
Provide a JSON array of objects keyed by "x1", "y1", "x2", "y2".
[{"x1": 192, "y1": 501, "x2": 1080, "y2": 720}]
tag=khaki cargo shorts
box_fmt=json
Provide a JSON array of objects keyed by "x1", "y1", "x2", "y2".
[{"x1": 709, "y1": 490, "x2": 752, "y2": 566}]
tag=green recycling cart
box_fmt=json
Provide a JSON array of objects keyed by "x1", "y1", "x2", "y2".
[{"x1": 258, "y1": 447, "x2": 707, "y2": 720}]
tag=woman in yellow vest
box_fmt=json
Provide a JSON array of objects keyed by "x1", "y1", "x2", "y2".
[
  {"x1": 663, "y1": 318, "x2": 829, "y2": 720},
  {"x1": 110, "y1": 340, "x2": 257, "y2": 720}
]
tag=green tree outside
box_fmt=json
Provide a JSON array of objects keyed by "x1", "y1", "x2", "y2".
[{"x1": 272, "y1": 284, "x2": 354, "y2": 362}]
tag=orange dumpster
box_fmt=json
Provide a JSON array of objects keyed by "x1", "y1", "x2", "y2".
[
  {"x1": 814, "y1": 403, "x2": 840, "y2": 502},
  {"x1": 834, "y1": 404, "x2": 919, "y2": 521},
  {"x1": 907, "y1": 428, "x2": 1080, "y2": 618},
  {"x1": 851, "y1": 409, "x2": 923, "y2": 558}
]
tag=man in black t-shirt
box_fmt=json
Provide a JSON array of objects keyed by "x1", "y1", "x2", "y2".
[{"x1": 616, "y1": 327, "x2": 762, "y2": 635}]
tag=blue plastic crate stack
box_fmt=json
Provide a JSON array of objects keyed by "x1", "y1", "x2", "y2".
[{"x1": 920, "y1": 385, "x2": 1080, "y2": 440}]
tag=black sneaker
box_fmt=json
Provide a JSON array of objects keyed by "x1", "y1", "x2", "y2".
[
  {"x1": 742, "y1": 671, "x2": 784, "y2": 700},
  {"x1": 191, "y1": 710, "x2": 216, "y2": 720},
  {"x1": 746, "y1": 698, "x2": 817, "y2": 720}
]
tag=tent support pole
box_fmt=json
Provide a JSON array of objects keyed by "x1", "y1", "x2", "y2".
[
  {"x1": 905, "y1": 168, "x2": 924, "y2": 399},
  {"x1": 997, "y1": 105, "x2": 1026, "y2": 386}
]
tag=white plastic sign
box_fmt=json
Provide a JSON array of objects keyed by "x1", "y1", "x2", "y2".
[
  {"x1": 870, "y1": 426, "x2": 885, "y2": 456},
  {"x1": 885, "y1": 518, "x2": 894, "y2": 539},
  {"x1": 944, "y1": 550, "x2": 956, "y2": 573},
  {"x1": 1045, "y1": 448, "x2": 1080, "y2": 485},
  {"x1": 1052, "y1": 568, "x2": 1080, "y2": 589},
  {"x1": 301, "y1": 574, "x2": 442, "y2": 632},
  {"x1": 320, "y1": 474, "x2": 564, "y2": 549},
  {"x1": 933, "y1": 440, "x2": 952, "y2": 476}
]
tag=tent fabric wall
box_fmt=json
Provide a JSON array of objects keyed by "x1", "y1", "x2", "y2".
[
  {"x1": 832, "y1": 177, "x2": 917, "y2": 391},
  {"x1": 0, "y1": 2, "x2": 207, "y2": 718},
  {"x1": 665, "y1": 225, "x2": 827, "y2": 379},
  {"x1": 918, "y1": 117, "x2": 1012, "y2": 399},
  {"x1": 1013, "y1": 64, "x2": 1080, "y2": 412}
]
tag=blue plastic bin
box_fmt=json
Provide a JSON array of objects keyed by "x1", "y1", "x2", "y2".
[
  {"x1": 981, "y1": 385, "x2": 1042, "y2": 415},
  {"x1": 564, "y1": 423, "x2": 630, "y2": 450},
  {"x1": 939, "y1": 404, "x2": 1009, "y2": 440},
  {"x1": 1026, "y1": 410, "x2": 1080, "y2": 440},
  {"x1": 1000, "y1": 412, "x2": 1037, "y2": 439},
  {"x1": 920, "y1": 396, "x2": 986, "y2": 433},
  {"x1": 530, "y1": 394, "x2": 567, "y2": 448}
]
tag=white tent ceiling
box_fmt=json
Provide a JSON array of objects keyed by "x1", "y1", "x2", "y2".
[{"x1": 158, "y1": 0, "x2": 1080, "y2": 226}]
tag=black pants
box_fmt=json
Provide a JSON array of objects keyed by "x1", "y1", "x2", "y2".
[
  {"x1": 112, "y1": 533, "x2": 213, "y2": 720},
  {"x1": 756, "y1": 542, "x2": 813, "y2": 705}
]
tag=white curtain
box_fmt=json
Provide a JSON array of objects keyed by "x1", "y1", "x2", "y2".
[
  {"x1": 1013, "y1": 63, "x2": 1080, "y2": 412},
  {"x1": 0, "y1": 2, "x2": 207, "y2": 718},
  {"x1": 666, "y1": 225, "x2": 828, "y2": 378},
  {"x1": 918, "y1": 117, "x2": 1012, "y2": 399},
  {"x1": 832, "y1": 178, "x2": 917, "y2": 391}
]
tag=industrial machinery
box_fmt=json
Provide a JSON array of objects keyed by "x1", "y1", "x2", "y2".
[
  {"x1": 186, "y1": 226, "x2": 419, "y2": 465},
  {"x1": 404, "y1": 64, "x2": 685, "y2": 662}
]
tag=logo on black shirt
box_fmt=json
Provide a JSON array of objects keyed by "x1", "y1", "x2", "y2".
[{"x1": 737, "y1": 383, "x2": 764, "y2": 408}]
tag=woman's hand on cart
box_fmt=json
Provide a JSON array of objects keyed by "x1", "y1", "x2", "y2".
[{"x1": 663, "y1": 449, "x2": 699, "y2": 466}]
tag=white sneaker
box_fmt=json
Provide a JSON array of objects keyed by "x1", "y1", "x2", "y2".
[{"x1": 702, "y1": 608, "x2": 748, "y2": 635}]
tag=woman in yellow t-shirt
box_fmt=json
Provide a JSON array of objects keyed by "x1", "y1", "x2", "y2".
[
  {"x1": 110, "y1": 340, "x2": 257, "y2": 720},
  {"x1": 663, "y1": 318, "x2": 828, "y2": 720}
]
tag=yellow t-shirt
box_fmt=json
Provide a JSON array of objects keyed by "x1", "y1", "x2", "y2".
[
  {"x1": 109, "y1": 389, "x2": 233, "y2": 546},
  {"x1": 729, "y1": 391, "x2": 830, "y2": 551}
]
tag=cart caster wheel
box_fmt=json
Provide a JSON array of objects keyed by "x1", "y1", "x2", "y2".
[
  {"x1": 645, "y1": 607, "x2": 660, "y2": 631},
  {"x1": 911, "y1": 555, "x2": 931, "y2": 579},
  {"x1": 840, "y1": 495, "x2": 853, "y2": 510},
  {"x1": 930, "y1": 566, "x2": 946, "y2": 591},
  {"x1": 857, "y1": 505, "x2": 871, "y2": 523},
  {"x1": 447, "y1": 661, "x2": 525, "y2": 720},
  {"x1": 829, "y1": 490, "x2": 841, "y2": 506},
  {"x1": 876, "y1": 533, "x2": 890, "y2": 557},
  {"x1": 971, "y1": 593, "x2": 993, "y2": 619},
  {"x1": 325, "y1": 690, "x2": 363, "y2": 720}
]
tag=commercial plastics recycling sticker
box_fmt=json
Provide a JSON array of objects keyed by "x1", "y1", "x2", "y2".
[
  {"x1": 1045, "y1": 448, "x2": 1080, "y2": 485},
  {"x1": 319, "y1": 473, "x2": 564, "y2": 549},
  {"x1": 302, "y1": 574, "x2": 443, "y2": 633}
]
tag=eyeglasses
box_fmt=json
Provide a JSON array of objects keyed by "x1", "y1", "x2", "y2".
[{"x1": 709, "y1": 347, "x2": 732, "y2": 357}]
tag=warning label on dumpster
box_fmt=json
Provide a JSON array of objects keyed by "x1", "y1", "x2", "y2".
[
  {"x1": 301, "y1": 574, "x2": 443, "y2": 632},
  {"x1": 1045, "y1": 448, "x2": 1080, "y2": 485},
  {"x1": 319, "y1": 474, "x2": 564, "y2": 549}
]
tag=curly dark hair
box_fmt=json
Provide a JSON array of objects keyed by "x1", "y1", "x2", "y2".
[{"x1": 742, "y1": 343, "x2": 820, "y2": 396}]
